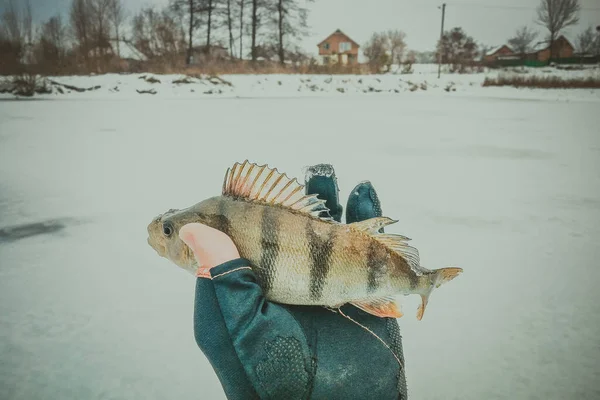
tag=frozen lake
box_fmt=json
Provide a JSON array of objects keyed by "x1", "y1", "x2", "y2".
[{"x1": 1, "y1": 91, "x2": 600, "y2": 399}]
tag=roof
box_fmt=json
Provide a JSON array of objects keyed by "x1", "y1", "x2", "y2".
[
  {"x1": 530, "y1": 35, "x2": 575, "y2": 53},
  {"x1": 486, "y1": 44, "x2": 513, "y2": 56},
  {"x1": 317, "y1": 29, "x2": 360, "y2": 47}
]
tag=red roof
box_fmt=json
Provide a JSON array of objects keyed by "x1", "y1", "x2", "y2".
[{"x1": 317, "y1": 29, "x2": 360, "y2": 48}]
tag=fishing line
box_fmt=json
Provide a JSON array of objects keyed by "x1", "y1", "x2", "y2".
[{"x1": 324, "y1": 307, "x2": 404, "y2": 370}]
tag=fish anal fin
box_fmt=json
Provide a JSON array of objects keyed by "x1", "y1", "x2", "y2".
[
  {"x1": 222, "y1": 160, "x2": 333, "y2": 221},
  {"x1": 349, "y1": 217, "x2": 398, "y2": 234},
  {"x1": 351, "y1": 298, "x2": 403, "y2": 319},
  {"x1": 416, "y1": 294, "x2": 429, "y2": 321}
]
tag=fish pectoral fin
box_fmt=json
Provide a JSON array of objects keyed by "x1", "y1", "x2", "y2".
[{"x1": 351, "y1": 297, "x2": 403, "y2": 319}]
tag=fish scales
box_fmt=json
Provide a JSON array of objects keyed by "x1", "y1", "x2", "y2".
[
  {"x1": 192, "y1": 196, "x2": 410, "y2": 307},
  {"x1": 147, "y1": 160, "x2": 463, "y2": 320}
]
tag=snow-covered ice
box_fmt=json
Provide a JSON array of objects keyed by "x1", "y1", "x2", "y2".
[
  {"x1": 2, "y1": 64, "x2": 599, "y2": 102},
  {"x1": 1, "y1": 78, "x2": 600, "y2": 399}
]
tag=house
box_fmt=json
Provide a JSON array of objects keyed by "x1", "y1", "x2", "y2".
[
  {"x1": 317, "y1": 29, "x2": 360, "y2": 65},
  {"x1": 527, "y1": 35, "x2": 574, "y2": 62},
  {"x1": 483, "y1": 44, "x2": 518, "y2": 63}
]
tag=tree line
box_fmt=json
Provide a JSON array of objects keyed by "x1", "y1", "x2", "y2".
[
  {"x1": 0, "y1": 0, "x2": 313, "y2": 75},
  {"x1": 352, "y1": 0, "x2": 598, "y2": 74}
]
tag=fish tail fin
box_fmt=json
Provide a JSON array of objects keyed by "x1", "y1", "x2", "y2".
[
  {"x1": 416, "y1": 267, "x2": 462, "y2": 321},
  {"x1": 434, "y1": 267, "x2": 463, "y2": 288}
]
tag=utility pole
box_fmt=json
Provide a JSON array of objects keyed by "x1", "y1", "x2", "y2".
[{"x1": 437, "y1": 3, "x2": 446, "y2": 79}]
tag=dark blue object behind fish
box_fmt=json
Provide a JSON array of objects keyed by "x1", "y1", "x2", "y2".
[{"x1": 193, "y1": 165, "x2": 408, "y2": 399}]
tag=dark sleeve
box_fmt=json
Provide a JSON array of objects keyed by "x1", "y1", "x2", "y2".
[
  {"x1": 208, "y1": 258, "x2": 315, "y2": 400},
  {"x1": 193, "y1": 277, "x2": 259, "y2": 400}
]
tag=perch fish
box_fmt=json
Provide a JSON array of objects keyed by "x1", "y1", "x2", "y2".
[{"x1": 147, "y1": 160, "x2": 462, "y2": 320}]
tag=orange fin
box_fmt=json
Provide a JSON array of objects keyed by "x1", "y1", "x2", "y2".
[
  {"x1": 221, "y1": 160, "x2": 333, "y2": 221},
  {"x1": 416, "y1": 294, "x2": 429, "y2": 321},
  {"x1": 351, "y1": 298, "x2": 403, "y2": 318}
]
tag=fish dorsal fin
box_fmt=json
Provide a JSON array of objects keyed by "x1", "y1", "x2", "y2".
[
  {"x1": 349, "y1": 217, "x2": 421, "y2": 273},
  {"x1": 349, "y1": 217, "x2": 399, "y2": 234},
  {"x1": 372, "y1": 233, "x2": 423, "y2": 274},
  {"x1": 222, "y1": 160, "x2": 333, "y2": 220}
]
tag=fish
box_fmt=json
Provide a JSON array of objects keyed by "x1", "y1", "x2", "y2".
[{"x1": 147, "y1": 160, "x2": 463, "y2": 320}]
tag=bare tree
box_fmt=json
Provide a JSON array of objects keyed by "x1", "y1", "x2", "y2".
[
  {"x1": 270, "y1": 0, "x2": 311, "y2": 64},
  {"x1": 205, "y1": 0, "x2": 216, "y2": 50},
  {"x1": 385, "y1": 29, "x2": 406, "y2": 65},
  {"x1": 0, "y1": 0, "x2": 23, "y2": 72},
  {"x1": 576, "y1": 26, "x2": 595, "y2": 54},
  {"x1": 131, "y1": 6, "x2": 185, "y2": 60},
  {"x1": 1, "y1": 0, "x2": 32, "y2": 45},
  {"x1": 363, "y1": 32, "x2": 389, "y2": 72},
  {"x1": 0, "y1": 0, "x2": 34, "y2": 70},
  {"x1": 171, "y1": 0, "x2": 201, "y2": 65},
  {"x1": 436, "y1": 27, "x2": 478, "y2": 73},
  {"x1": 535, "y1": 0, "x2": 580, "y2": 61},
  {"x1": 108, "y1": 0, "x2": 125, "y2": 57},
  {"x1": 23, "y1": 0, "x2": 33, "y2": 47},
  {"x1": 363, "y1": 30, "x2": 406, "y2": 71},
  {"x1": 89, "y1": 0, "x2": 113, "y2": 58},
  {"x1": 70, "y1": 0, "x2": 92, "y2": 63},
  {"x1": 225, "y1": 0, "x2": 234, "y2": 57},
  {"x1": 35, "y1": 15, "x2": 67, "y2": 71},
  {"x1": 251, "y1": 0, "x2": 258, "y2": 61},
  {"x1": 508, "y1": 25, "x2": 538, "y2": 57},
  {"x1": 238, "y1": 0, "x2": 244, "y2": 59},
  {"x1": 1, "y1": 0, "x2": 21, "y2": 44},
  {"x1": 248, "y1": 0, "x2": 271, "y2": 61}
]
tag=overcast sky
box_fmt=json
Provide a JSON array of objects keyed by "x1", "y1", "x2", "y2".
[{"x1": 4, "y1": 0, "x2": 600, "y2": 53}]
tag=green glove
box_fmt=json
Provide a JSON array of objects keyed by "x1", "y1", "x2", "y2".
[{"x1": 193, "y1": 163, "x2": 408, "y2": 400}]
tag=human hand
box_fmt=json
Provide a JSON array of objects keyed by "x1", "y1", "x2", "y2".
[{"x1": 179, "y1": 223, "x2": 240, "y2": 278}]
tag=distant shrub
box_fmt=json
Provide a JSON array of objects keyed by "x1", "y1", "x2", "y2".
[
  {"x1": 9, "y1": 73, "x2": 51, "y2": 96},
  {"x1": 483, "y1": 75, "x2": 600, "y2": 89}
]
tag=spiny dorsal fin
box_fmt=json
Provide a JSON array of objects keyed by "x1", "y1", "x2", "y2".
[
  {"x1": 372, "y1": 233, "x2": 423, "y2": 273},
  {"x1": 349, "y1": 217, "x2": 399, "y2": 234},
  {"x1": 222, "y1": 160, "x2": 333, "y2": 220}
]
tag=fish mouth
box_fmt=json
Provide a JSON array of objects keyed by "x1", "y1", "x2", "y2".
[{"x1": 147, "y1": 236, "x2": 166, "y2": 257}]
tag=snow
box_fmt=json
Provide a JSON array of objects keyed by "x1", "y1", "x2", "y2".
[
  {"x1": 2, "y1": 64, "x2": 599, "y2": 102},
  {"x1": 108, "y1": 40, "x2": 148, "y2": 61},
  {"x1": 485, "y1": 45, "x2": 512, "y2": 56},
  {"x1": 1, "y1": 70, "x2": 600, "y2": 400},
  {"x1": 531, "y1": 41, "x2": 550, "y2": 52}
]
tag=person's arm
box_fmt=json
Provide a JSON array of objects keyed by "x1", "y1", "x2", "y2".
[
  {"x1": 192, "y1": 277, "x2": 260, "y2": 399},
  {"x1": 182, "y1": 225, "x2": 315, "y2": 399}
]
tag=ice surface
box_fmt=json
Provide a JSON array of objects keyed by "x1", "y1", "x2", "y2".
[{"x1": 1, "y1": 80, "x2": 600, "y2": 399}]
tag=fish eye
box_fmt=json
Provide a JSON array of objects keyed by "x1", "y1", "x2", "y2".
[{"x1": 162, "y1": 222, "x2": 174, "y2": 237}]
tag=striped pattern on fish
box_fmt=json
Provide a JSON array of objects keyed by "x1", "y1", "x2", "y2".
[{"x1": 146, "y1": 161, "x2": 463, "y2": 320}]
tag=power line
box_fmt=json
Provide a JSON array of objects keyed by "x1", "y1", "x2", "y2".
[{"x1": 445, "y1": 2, "x2": 600, "y2": 11}]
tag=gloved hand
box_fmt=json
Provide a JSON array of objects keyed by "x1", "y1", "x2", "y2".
[{"x1": 185, "y1": 164, "x2": 408, "y2": 400}]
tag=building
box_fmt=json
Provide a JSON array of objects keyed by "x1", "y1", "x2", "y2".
[
  {"x1": 527, "y1": 35, "x2": 574, "y2": 62},
  {"x1": 483, "y1": 45, "x2": 518, "y2": 64},
  {"x1": 317, "y1": 29, "x2": 360, "y2": 65}
]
